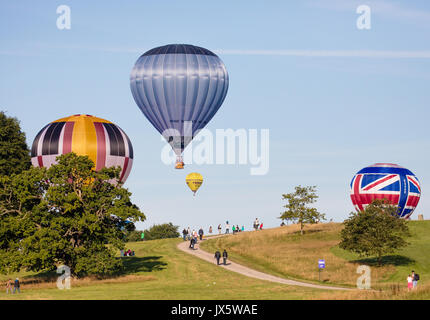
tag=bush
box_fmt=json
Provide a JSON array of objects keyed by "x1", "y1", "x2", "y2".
[{"x1": 144, "y1": 223, "x2": 180, "y2": 240}]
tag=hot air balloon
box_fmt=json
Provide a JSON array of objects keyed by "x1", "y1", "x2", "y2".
[
  {"x1": 186, "y1": 172, "x2": 203, "y2": 196},
  {"x1": 130, "y1": 44, "x2": 229, "y2": 169},
  {"x1": 350, "y1": 163, "x2": 421, "y2": 219},
  {"x1": 31, "y1": 114, "x2": 133, "y2": 183}
]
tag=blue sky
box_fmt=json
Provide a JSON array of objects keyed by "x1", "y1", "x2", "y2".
[{"x1": 1, "y1": 0, "x2": 430, "y2": 232}]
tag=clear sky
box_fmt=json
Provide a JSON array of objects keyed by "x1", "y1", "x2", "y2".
[{"x1": 1, "y1": 0, "x2": 429, "y2": 232}]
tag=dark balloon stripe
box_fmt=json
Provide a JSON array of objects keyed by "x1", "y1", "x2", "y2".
[
  {"x1": 42, "y1": 122, "x2": 65, "y2": 155},
  {"x1": 103, "y1": 123, "x2": 125, "y2": 157},
  {"x1": 142, "y1": 44, "x2": 217, "y2": 57},
  {"x1": 31, "y1": 124, "x2": 49, "y2": 157}
]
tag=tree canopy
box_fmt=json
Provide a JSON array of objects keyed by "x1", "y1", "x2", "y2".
[
  {"x1": 339, "y1": 199, "x2": 410, "y2": 266},
  {"x1": 0, "y1": 153, "x2": 145, "y2": 277},
  {"x1": 143, "y1": 223, "x2": 180, "y2": 241},
  {"x1": 280, "y1": 185, "x2": 325, "y2": 235},
  {"x1": 0, "y1": 111, "x2": 31, "y2": 176}
]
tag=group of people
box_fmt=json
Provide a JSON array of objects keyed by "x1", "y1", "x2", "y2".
[
  {"x1": 214, "y1": 249, "x2": 228, "y2": 265},
  {"x1": 222, "y1": 221, "x2": 245, "y2": 235},
  {"x1": 5, "y1": 278, "x2": 20, "y2": 294},
  {"x1": 121, "y1": 249, "x2": 135, "y2": 257},
  {"x1": 407, "y1": 271, "x2": 420, "y2": 291},
  {"x1": 253, "y1": 218, "x2": 263, "y2": 231}
]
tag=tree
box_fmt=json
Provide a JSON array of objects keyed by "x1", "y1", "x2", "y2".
[
  {"x1": 0, "y1": 153, "x2": 146, "y2": 277},
  {"x1": 280, "y1": 185, "x2": 325, "y2": 235},
  {"x1": 0, "y1": 111, "x2": 31, "y2": 176},
  {"x1": 143, "y1": 223, "x2": 180, "y2": 241},
  {"x1": 125, "y1": 230, "x2": 145, "y2": 242},
  {"x1": 339, "y1": 199, "x2": 410, "y2": 266}
]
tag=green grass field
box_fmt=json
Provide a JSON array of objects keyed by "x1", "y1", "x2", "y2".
[{"x1": 1, "y1": 221, "x2": 429, "y2": 300}]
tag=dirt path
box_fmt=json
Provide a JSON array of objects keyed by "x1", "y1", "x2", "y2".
[{"x1": 177, "y1": 236, "x2": 353, "y2": 291}]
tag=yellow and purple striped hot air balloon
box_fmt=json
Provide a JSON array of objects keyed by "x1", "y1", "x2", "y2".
[{"x1": 31, "y1": 114, "x2": 133, "y2": 183}]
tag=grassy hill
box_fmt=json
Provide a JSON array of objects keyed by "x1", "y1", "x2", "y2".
[
  {"x1": 200, "y1": 221, "x2": 430, "y2": 299},
  {"x1": 2, "y1": 221, "x2": 429, "y2": 300}
]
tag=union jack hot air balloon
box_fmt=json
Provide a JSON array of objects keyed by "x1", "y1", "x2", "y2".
[
  {"x1": 350, "y1": 163, "x2": 421, "y2": 219},
  {"x1": 31, "y1": 114, "x2": 133, "y2": 183}
]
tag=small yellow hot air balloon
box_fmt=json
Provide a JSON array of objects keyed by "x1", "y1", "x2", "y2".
[{"x1": 186, "y1": 172, "x2": 203, "y2": 196}]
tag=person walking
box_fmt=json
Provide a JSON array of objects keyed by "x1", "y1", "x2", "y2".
[
  {"x1": 217, "y1": 224, "x2": 222, "y2": 235},
  {"x1": 214, "y1": 250, "x2": 221, "y2": 265},
  {"x1": 182, "y1": 228, "x2": 187, "y2": 241},
  {"x1": 222, "y1": 249, "x2": 228, "y2": 265},
  {"x1": 198, "y1": 227, "x2": 204, "y2": 241},
  {"x1": 13, "y1": 278, "x2": 20, "y2": 294},
  {"x1": 412, "y1": 270, "x2": 419, "y2": 289},
  {"x1": 225, "y1": 221, "x2": 230, "y2": 234},
  {"x1": 209, "y1": 226, "x2": 213, "y2": 234},
  {"x1": 407, "y1": 274, "x2": 413, "y2": 291},
  {"x1": 187, "y1": 227, "x2": 191, "y2": 240},
  {"x1": 6, "y1": 279, "x2": 12, "y2": 294}
]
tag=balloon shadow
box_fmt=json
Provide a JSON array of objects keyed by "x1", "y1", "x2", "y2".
[
  {"x1": 351, "y1": 255, "x2": 415, "y2": 267},
  {"x1": 122, "y1": 256, "x2": 167, "y2": 273}
]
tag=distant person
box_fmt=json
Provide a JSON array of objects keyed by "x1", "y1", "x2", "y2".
[
  {"x1": 236, "y1": 225, "x2": 240, "y2": 233},
  {"x1": 223, "y1": 249, "x2": 228, "y2": 265},
  {"x1": 214, "y1": 250, "x2": 221, "y2": 265},
  {"x1": 13, "y1": 278, "x2": 20, "y2": 294},
  {"x1": 412, "y1": 270, "x2": 419, "y2": 289},
  {"x1": 187, "y1": 227, "x2": 191, "y2": 240},
  {"x1": 182, "y1": 228, "x2": 187, "y2": 241},
  {"x1": 280, "y1": 221, "x2": 285, "y2": 227},
  {"x1": 189, "y1": 237, "x2": 196, "y2": 250},
  {"x1": 209, "y1": 226, "x2": 213, "y2": 234},
  {"x1": 254, "y1": 218, "x2": 259, "y2": 231},
  {"x1": 218, "y1": 224, "x2": 222, "y2": 234},
  {"x1": 407, "y1": 274, "x2": 413, "y2": 291},
  {"x1": 259, "y1": 223, "x2": 263, "y2": 230},
  {"x1": 6, "y1": 279, "x2": 12, "y2": 294},
  {"x1": 232, "y1": 225, "x2": 236, "y2": 234},
  {"x1": 241, "y1": 225, "x2": 245, "y2": 232},
  {"x1": 225, "y1": 222, "x2": 230, "y2": 234},
  {"x1": 199, "y1": 227, "x2": 204, "y2": 241}
]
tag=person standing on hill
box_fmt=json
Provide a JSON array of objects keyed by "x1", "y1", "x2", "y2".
[
  {"x1": 182, "y1": 228, "x2": 187, "y2": 241},
  {"x1": 13, "y1": 278, "x2": 20, "y2": 294},
  {"x1": 218, "y1": 224, "x2": 222, "y2": 234},
  {"x1": 223, "y1": 249, "x2": 228, "y2": 265},
  {"x1": 412, "y1": 270, "x2": 419, "y2": 289},
  {"x1": 214, "y1": 250, "x2": 221, "y2": 265},
  {"x1": 198, "y1": 227, "x2": 204, "y2": 241},
  {"x1": 225, "y1": 221, "x2": 230, "y2": 234},
  {"x1": 232, "y1": 225, "x2": 236, "y2": 234},
  {"x1": 187, "y1": 227, "x2": 191, "y2": 240},
  {"x1": 407, "y1": 274, "x2": 413, "y2": 291},
  {"x1": 209, "y1": 226, "x2": 213, "y2": 234},
  {"x1": 6, "y1": 279, "x2": 12, "y2": 294}
]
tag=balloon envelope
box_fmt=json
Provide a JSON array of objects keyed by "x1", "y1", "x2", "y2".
[
  {"x1": 186, "y1": 172, "x2": 203, "y2": 195},
  {"x1": 130, "y1": 44, "x2": 229, "y2": 165},
  {"x1": 350, "y1": 163, "x2": 421, "y2": 218},
  {"x1": 31, "y1": 114, "x2": 134, "y2": 183}
]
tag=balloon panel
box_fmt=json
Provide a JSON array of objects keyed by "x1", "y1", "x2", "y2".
[
  {"x1": 31, "y1": 114, "x2": 133, "y2": 183},
  {"x1": 130, "y1": 44, "x2": 229, "y2": 156},
  {"x1": 350, "y1": 163, "x2": 421, "y2": 218}
]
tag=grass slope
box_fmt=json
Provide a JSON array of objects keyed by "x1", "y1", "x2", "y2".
[
  {"x1": 0, "y1": 238, "x2": 323, "y2": 300},
  {"x1": 200, "y1": 221, "x2": 430, "y2": 299}
]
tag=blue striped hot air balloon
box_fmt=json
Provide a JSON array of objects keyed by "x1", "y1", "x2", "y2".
[
  {"x1": 350, "y1": 163, "x2": 421, "y2": 219},
  {"x1": 130, "y1": 44, "x2": 229, "y2": 169}
]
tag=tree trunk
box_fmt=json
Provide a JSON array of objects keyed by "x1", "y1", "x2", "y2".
[{"x1": 300, "y1": 222, "x2": 303, "y2": 235}]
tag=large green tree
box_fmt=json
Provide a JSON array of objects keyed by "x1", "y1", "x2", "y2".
[
  {"x1": 280, "y1": 185, "x2": 325, "y2": 235},
  {"x1": 0, "y1": 153, "x2": 145, "y2": 277},
  {"x1": 0, "y1": 111, "x2": 31, "y2": 176},
  {"x1": 339, "y1": 199, "x2": 410, "y2": 266}
]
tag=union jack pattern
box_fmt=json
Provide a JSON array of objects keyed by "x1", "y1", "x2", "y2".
[{"x1": 350, "y1": 163, "x2": 421, "y2": 219}]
